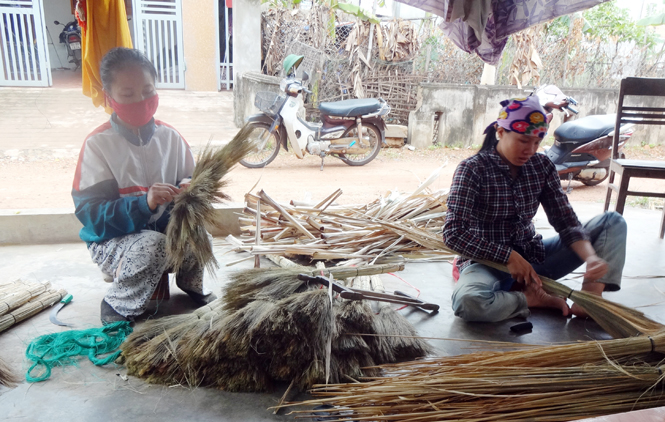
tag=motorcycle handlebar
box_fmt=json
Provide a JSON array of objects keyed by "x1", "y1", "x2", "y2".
[{"x1": 565, "y1": 104, "x2": 579, "y2": 114}]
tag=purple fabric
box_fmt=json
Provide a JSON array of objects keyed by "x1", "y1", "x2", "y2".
[
  {"x1": 496, "y1": 96, "x2": 549, "y2": 138},
  {"x1": 395, "y1": 0, "x2": 610, "y2": 65}
]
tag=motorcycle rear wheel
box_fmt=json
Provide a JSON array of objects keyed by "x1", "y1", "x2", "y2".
[
  {"x1": 337, "y1": 123, "x2": 382, "y2": 166},
  {"x1": 580, "y1": 152, "x2": 625, "y2": 186},
  {"x1": 239, "y1": 122, "x2": 281, "y2": 168}
]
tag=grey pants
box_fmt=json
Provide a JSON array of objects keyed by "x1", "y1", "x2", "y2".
[
  {"x1": 88, "y1": 230, "x2": 210, "y2": 317},
  {"x1": 451, "y1": 212, "x2": 627, "y2": 322}
]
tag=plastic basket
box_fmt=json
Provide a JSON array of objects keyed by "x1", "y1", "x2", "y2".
[{"x1": 254, "y1": 91, "x2": 286, "y2": 116}]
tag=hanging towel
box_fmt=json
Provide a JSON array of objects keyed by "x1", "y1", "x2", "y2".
[{"x1": 78, "y1": 0, "x2": 133, "y2": 113}]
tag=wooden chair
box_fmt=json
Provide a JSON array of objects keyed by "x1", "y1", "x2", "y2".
[{"x1": 604, "y1": 77, "x2": 665, "y2": 239}]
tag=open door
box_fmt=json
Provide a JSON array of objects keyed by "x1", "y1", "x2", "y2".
[{"x1": 0, "y1": 0, "x2": 51, "y2": 87}]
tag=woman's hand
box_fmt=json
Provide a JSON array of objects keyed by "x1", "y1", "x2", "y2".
[
  {"x1": 584, "y1": 255, "x2": 608, "y2": 281},
  {"x1": 506, "y1": 250, "x2": 541, "y2": 286},
  {"x1": 179, "y1": 177, "x2": 192, "y2": 190},
  {"x1": 147, "y1": 183, "x2": 181, "y2": 211}
]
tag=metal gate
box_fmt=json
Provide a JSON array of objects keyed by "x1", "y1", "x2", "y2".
[
  {"x1": 132, "y1": 0, "x2": 185, "y2": 89},
  {"x1": 0, "y1": 0, "x2": 50, "y2": 87},
  {"x1": 219, "y1": 0, "x2": 232, "y2": 90}
]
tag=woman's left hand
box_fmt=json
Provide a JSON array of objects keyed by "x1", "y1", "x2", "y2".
[
  {"x1": 584, "y1": 255, "x2": 608, "y2": 281},
  {"x1": 179, "y1": 177, "x2": 192, "y2": 190}
]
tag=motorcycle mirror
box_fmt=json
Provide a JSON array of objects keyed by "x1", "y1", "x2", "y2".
[
  {"x1": 54, "y1": 20, "x2": 60, "y2": 25},
  {"x1": 302, "y1": 71, "x2": 310, "y2": 82}
]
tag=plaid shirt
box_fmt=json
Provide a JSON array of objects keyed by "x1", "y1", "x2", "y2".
[{"x1": 443, "y1": 148, "x2": 589, "y2": 272}]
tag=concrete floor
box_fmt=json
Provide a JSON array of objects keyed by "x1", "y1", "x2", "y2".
[{"x1": 0, "y1": 201, "x2": 664, "y2": 421}]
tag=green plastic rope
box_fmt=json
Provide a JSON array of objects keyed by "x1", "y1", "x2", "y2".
[{"x1": 25, "y1": 321, "x2": 133, "y2": 382}]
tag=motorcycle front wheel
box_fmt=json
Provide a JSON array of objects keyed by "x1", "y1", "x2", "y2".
[
  {"x1": 337, "y1": 123, "x2": 382, "y2": 166},
  {"x1": 239, "y1": 122, "x2": 281, "y2": 168}
]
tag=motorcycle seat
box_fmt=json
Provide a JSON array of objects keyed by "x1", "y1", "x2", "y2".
[
  {"x1": 318, "y1": 99, "x2": 382, "y2": 117},
  {"x1": 554, "y1": 114, "x2": 616, "y2": 144}
]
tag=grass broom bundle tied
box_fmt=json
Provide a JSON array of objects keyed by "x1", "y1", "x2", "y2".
[
  {"x1": 121, "y1": 260, "x2": 429, "y2": 392},
  {"x1": 0, "y1": 280, "x2": 51, "y2": 316},
  {"x1": 221, "y1": 263, "x2": 405, "y2": 312},
  {"x1": 0, "y1": 289, "x2": 67, "y2": 333},
  {"x1": 293, "y1": 359, "x2": 665, "y2": 421},
  {"x1": 166, "y1": 124, "x2": 258, "y2": 275},
  {"x1": 120, "y1": 299, "x2": 225, "y2": 373},
  {"x1": 294, "y1": 364, "x2": 665, "y2": 422}
]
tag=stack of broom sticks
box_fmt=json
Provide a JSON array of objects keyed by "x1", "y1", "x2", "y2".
[
  {"x1": 225, "y1": 166, "x2": 454, "y2": 266},
  {"x1": 0, "y1": 280, "x2": 67, "y2": 333},
  {"x1": 120, "y1": 261, "x2": 432, "y2": 392}
]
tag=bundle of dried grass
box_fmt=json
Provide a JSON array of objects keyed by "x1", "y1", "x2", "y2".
[
  {"x1": 292, "y1": 358, "x2": 665, "y2": 421},
  {"x1": 166, "y1": 124, "x2": 257, "y2": 274},
  {"x1": 0, "y1": 356, "x2": 19, "y2": 389},
  {"x1": 121, "y1": 262, "x2": 430, "y2": 392},
  {"x1": 221, "y1": 263, "x2": 404, "y2": 312}
]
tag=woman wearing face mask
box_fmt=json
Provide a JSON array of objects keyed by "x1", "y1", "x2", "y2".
[
  {"x1": 72, "y1": 48, "x2": 216, "y2": 325},
  {"x1": 443, "y1": 96, "x2": 627, "y2": 323}
]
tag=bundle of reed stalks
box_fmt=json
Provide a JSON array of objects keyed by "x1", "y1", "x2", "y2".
[
  {"x1": 166, "y1": 124, "x2": 257, "y2": 274},
  {"x1": 0, "y1": 280, "x2": 51, "y2": 316},
  {"x1": 120, "y1": 261, "x2": 432, "y2": 392},
  {"x1": 226, "y1": 166, "x2": 455, "y2": 266},
  {"x1": 284, "y1": 313, "x2": 665, "y2": 420},
  {"x1": 0, "y1": 356, "x2": 19, "y2": 389},
  {"x1": 291, "y1": 357, "x2": 665, "y2": 421},
  {"x1": 0, "y1": 281, "x2": 64, "y2": 333},
  {"x1": 0, "y1": 288, "x2": 68, "y2": 333}
]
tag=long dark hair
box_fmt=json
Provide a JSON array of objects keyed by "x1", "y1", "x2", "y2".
[
  {"x1": 100, "y1": 48, "x2": 157, "y2": 91},
  {"x1": 479, "y1": 124, "x2": 499, "y2": 153}
]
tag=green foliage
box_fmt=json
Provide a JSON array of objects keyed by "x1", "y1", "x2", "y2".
[
  {"x1": 262, "y1": 0, "x2": 379, "y2": 23},
  {"x1": 545, "y1": 1, "x2": 659, "y2": 47}
]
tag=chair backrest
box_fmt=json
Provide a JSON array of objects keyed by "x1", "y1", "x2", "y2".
[{"x1": 612, "y1": 77, "x2": 665, "y2": 159}]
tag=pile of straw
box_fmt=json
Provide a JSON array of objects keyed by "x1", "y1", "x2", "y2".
[
  {"x1": 120, "y1": 262, "x2": 431, "y2": 392},
  {"x1": 0, "y1": 356, "x2": 19, "y2": 389},
  {"x1": 0, "y1": 280, "x2": 67, "y2": 333},
  {"x1": 289, "y1": 333, "x2": 665, "y2": 421},
  {"x1": 227, "y1": 166, "x2": 454, "y2": 266},
  {"x1": 166, "y1": 124, "x2": 257, "y2": 274}
]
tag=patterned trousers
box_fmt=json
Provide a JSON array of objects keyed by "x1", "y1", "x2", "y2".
[{"x1": 88, "y1": 230, "x2": 210, "y2": 317}]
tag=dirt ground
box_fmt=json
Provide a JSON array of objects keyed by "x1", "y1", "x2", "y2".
[{"x1": 2, "y1": 144, "x2": 664, "y2": 210}]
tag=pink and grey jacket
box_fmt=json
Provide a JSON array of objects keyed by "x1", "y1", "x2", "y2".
[{"x1": 72, "y1": 117, "x2": 194, "y2": 244}]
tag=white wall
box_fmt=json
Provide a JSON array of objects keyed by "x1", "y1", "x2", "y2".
[
  {"x1": 42, "y1": 0, "x2": 76, "y2": 70},
  {"x1": 233, "y1": 0, "x2": 261, "y2": 84}
]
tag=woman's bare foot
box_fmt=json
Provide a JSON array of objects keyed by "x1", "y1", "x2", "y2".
[
  {"x1": 523, "y1": 283, "x2": 570, "y2": 317},
  {"x1": 571, "y1": 281, "x2": 605, "y2": 318}
]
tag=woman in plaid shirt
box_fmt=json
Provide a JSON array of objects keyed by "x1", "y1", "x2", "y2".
[{"x1": 443, "y1": 96, "x2": 627, "y2": 322}]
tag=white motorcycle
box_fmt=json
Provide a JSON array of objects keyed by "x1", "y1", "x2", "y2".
[{"x1": 240, "y1": 55, "x2": 391, "y2": 170}]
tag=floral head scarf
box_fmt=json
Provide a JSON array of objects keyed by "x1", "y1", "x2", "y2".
[{"x1": 495, "y1": 96, "x2": 549, "y2": 139}]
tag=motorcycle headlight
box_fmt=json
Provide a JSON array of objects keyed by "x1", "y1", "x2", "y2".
[{"x1": 287, "y1": 85, "x2": 301, "y2": 95}]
